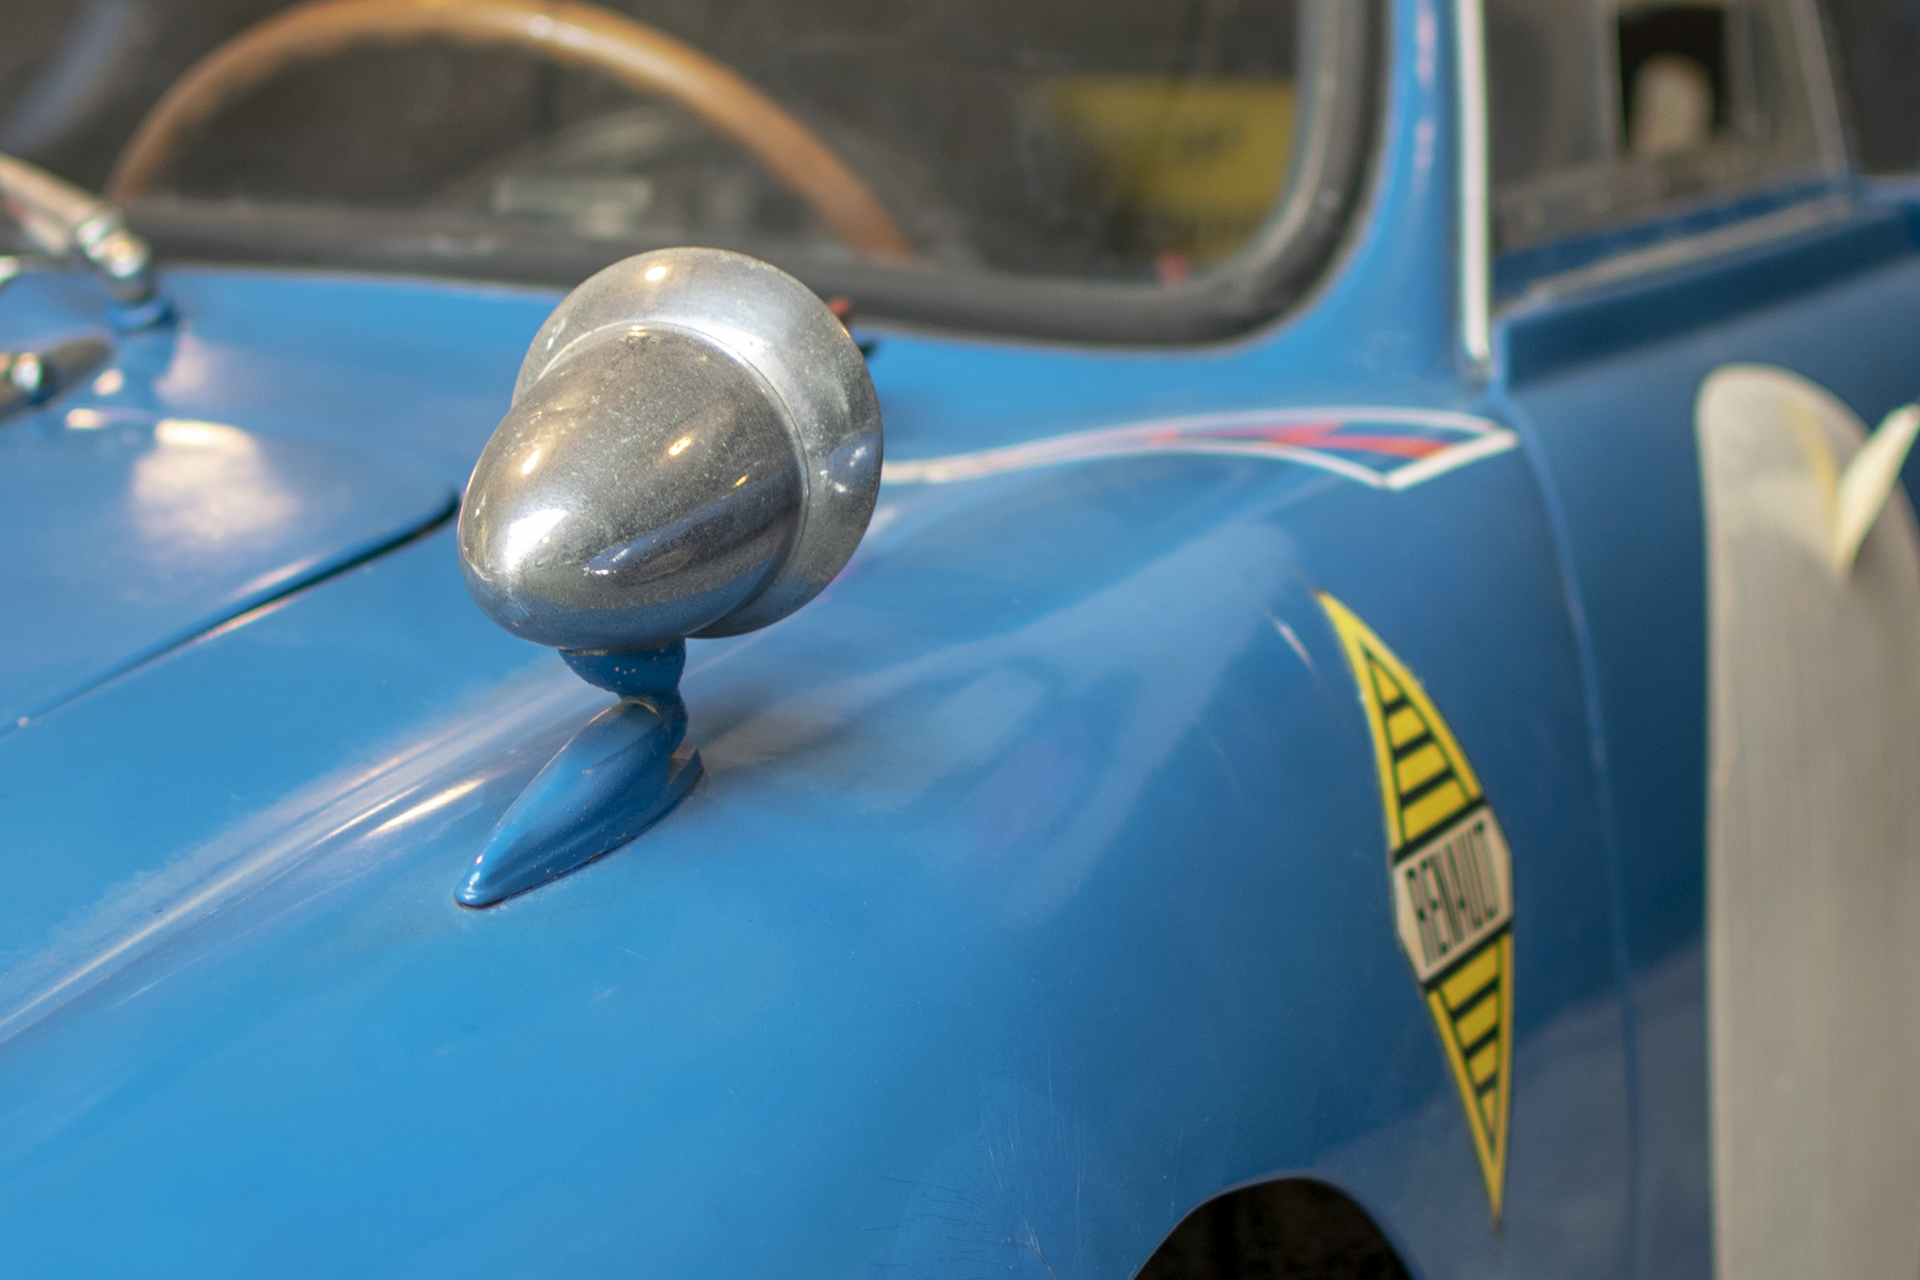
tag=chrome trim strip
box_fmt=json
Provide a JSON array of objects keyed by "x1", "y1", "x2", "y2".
[{"x1": 1455, "y1": 0, "x2": 1491, "y2": 370}]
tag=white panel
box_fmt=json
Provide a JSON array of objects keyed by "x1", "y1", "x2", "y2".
[{"x1": 1698, "y1": 364, "x2": 1920, "y2": 1280}]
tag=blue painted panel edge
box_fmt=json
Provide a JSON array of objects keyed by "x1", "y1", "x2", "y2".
[
  {"x1": 1492, "y1": 179, "x2": 1844, "y2": 299},
  {"x1": 5, "y1": 490, "x2": 457, "y2": 738},
  {"x1": 1496, "y1": 204, "x2": 1918, "y2": 386}
]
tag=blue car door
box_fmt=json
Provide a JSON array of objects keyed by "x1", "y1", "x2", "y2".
[{"x1": 1484, "y1": 2, "x2": 1920, "y2": 1276}]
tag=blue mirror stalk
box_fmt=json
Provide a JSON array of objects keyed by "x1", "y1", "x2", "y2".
[{"x1": 456, "y1": 642, "x2": 701, "y2": 907}]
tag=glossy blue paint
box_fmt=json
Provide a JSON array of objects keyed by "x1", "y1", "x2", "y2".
[
  {"x1": 106, "y1": 292, "x2": 174, "y2": 333},
  {"x1": 562, "y1": 642, "x2": 691, "y2": 698},
  {"x1": 0, "y1": 405, "x2": 454, "y2": 732},
  {"x1": 1490, "y1": 179, "x2": 1849, "y2": 301},
  {"x1": 0, "y1": 0, "x2": 1913, "y2": 1274},
  {"x1": 0, "y1": 455, "x2": 1622, "y2": 1279},
  {"x1": 460, "y1": 643, "x2": 702, "y2": 907}
]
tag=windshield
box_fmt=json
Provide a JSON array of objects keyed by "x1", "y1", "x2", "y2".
[{"x1": 0, "y1": 0, "x2": 1372, "y2": 340}]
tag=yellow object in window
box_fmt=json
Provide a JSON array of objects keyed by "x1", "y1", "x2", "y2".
[{"x1": 1040, "y1": 76, "x2": 1297, "y2": 264}]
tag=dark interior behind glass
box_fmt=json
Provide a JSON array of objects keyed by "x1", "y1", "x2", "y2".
[
  {"x1": 0, "y1": 0, "x2": 1377, "y2": 342},
  {"x1": 1487, "y1": 0, "x2": 1840, "y2": 264},
  {"x1": 1820, "y1": 0, "x2": 1920, "y2": 172}
]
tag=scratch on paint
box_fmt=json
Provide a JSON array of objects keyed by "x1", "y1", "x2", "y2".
[
  {"x1": 1025, "y1": 1224, "x2": 1062, "y2": 1280},
  {"x1": 1262, "y1": 609, "x2": 1315, "y2": 671}
]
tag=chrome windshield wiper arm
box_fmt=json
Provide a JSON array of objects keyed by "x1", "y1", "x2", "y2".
[{"x1": 0, "y1": 153, "x2": 168, "y2": 328}]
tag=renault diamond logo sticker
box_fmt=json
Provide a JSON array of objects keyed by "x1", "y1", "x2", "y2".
[{"x1": 1318, "y1": 591, "x2": 1514, "y2": 1222}]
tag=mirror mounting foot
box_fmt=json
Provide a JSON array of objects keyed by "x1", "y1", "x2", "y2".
[{"x1": 456, "y1": 641, "x2": 703, "y2": 908}]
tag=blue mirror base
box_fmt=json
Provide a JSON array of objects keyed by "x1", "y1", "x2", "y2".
[
  {"x1": 561, "y1": 642, "x2": 686, "y2": 699},
  {"x1": 456, "y1": 694, "x2": 702, "y2": 908}
]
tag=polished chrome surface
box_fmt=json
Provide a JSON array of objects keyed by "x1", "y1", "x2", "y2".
[
  {"x1": 0, "y1": 153, "x2": 161, "y2": 316},
  {"x1": 0, "y1": 336, "x2": 111, "y2": 424},
  {"x1": 1455, "y1": 0, "x2": 1490, "y2": 372},
  {"x1": 458, "y1": 246, "x2": 881, "y2": 652}
]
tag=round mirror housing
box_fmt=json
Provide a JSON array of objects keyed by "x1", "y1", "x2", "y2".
[{"x1": 458, "y1": 247, "x2": 882, "y2": 654}]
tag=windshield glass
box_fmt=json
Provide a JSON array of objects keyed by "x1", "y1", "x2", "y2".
[{"x1": 0, "y1": 0, "x2": 1367, "y2": 339}]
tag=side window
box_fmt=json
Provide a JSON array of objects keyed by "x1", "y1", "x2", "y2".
[{"x1": 1487, "y1": 0, "x2": 1841, "y2": 255}]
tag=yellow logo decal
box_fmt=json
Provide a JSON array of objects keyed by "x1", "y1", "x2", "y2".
[{"x1": 1318, "y1": 592, "x2": 1514, "y2": 1221}]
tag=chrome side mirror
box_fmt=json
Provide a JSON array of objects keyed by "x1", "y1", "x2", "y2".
[{"x1": 455, "y1": 247, "x2": 881, "y2": 905}]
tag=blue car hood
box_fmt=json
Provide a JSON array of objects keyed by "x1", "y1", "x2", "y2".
[
  {"x1": 0, "y1": 447, "x2": 1348, "y2": 1277},
  {"x1": 0, "y1": 267, "x2": 1605, "y2": 1279},
  {"x1": 0, "y1": 408, "x2": 453, "y2": 731}
]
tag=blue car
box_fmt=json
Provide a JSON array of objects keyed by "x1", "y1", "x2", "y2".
[{"x1": 1, "y1": 0, "x2": 1916, "y2": 1275}]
